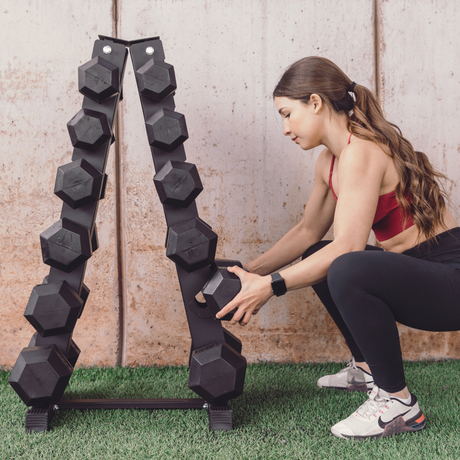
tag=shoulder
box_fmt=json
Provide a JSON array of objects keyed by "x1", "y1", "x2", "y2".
[
  {"x1": 339, "y1": 137, "x2": 390, "y2": 174},
  {"x1": 342, "y1": 136, "x2": 389, "y2": 159}
]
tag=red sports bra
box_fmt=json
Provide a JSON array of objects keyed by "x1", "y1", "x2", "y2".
[{"x1": 329, "y1": 135, "x2": 414, "y2": 241}]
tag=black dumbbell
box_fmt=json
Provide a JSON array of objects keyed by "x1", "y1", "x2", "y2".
[
  {"x1": 78, "y1": 56, "x2": 120, "y2": 104},
  {"x1": 188, "y1": 341, "x2": 247, "y2": 404},
  {"x1": 24, "y1": 281, "x2": 83, "y2": 337},
  {"x1": 154, "y1": 160, "x2": 203, "y2": 208},
  {"x1": 202, "y1": 260, "x2": 244, "y2": 320},
  {"x1": 40, "y1": 218, "x2": 92, "y2": 273},
  {"x1": 54, "y1": 159, "x2": 104, "y2": 209},
  {"x1": 135, "y1": 58, "x2": 176, "y2": 102},
  {"x1": 166, "y1": 217, "x2": 217, "y2": 272},
  {"x1": 145, "y1": 108, "x2": 188, "y2": 152},
  {"x1": 67, "y1": 108, "x2": 111, "y2": 152},
  {"x1": 9, "y1": 345, "x2": 73, "y2": 407}
]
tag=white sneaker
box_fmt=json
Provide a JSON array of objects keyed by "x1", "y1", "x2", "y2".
[
  {"x1": 331, "y1": 385, "x2": 426, "y2": 439},
  {"x1": 317, "y1": 358, "x2": 374, "y2": 392}
]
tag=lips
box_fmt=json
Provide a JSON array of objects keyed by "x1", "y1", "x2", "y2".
[{"x1": 292, "y1": 137, "x2": 298, "y2": 142}]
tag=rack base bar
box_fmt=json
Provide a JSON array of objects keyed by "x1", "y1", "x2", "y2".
[
  {"x1": 56, "y1": 398, "x2": 206, "y2": 410},
  {"x1": 25, "y1": 400, "x2": 232, "y2": 432}
]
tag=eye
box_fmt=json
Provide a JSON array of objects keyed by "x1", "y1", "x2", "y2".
[{"x1": 283, "y1": 113, "x2": 290, "y2": 119}]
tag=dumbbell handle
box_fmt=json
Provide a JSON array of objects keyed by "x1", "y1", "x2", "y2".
[{"x1": 215, "y1": 259, "x2": 243, "y2": 269}]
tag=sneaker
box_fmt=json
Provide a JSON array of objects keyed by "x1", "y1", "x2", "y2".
[
  {"x1": 331, "y1": 385, "x2": 426, "y2": 439},
  {"x1": 317, "y1": 358, "x2": 374, "y2": 392}
]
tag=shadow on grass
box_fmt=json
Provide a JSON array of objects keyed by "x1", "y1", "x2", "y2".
[
  {"x1": 49, "y1": 388, "x2": 310, "y2": 433},
  {"x1": 53, "y1": 363, "x2": 366, "y2": 433},
  {"x1": 231, "y1": 387, "x2": 310, "y2": 429}
]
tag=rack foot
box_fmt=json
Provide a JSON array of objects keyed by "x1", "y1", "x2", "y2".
[
  {"x1": 207, "y1": 404, "x2": 232, "y2": 431},
  {"x1": 25, "y1": 405, "x2": 54, "y2": 432}
]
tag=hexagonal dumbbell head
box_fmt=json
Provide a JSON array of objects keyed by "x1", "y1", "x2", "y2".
[
  {"x1": 8, "y1": 345, "x2": 73, "y2": 407},
  {"x1": 145, "y1": 108, "x2": 188, "y2": 152},
  {"x1": 189, "y1": 341, "x2": 247, "y2": 404},
  {"x1": 40, "y1": 218, "x2": 92, "y2": 273},
  {"x1": 67, "y1": 108, "x2": 111, "y2": 152},
  {"x1": 136, "y1": 58, "x2": 177, "y2": 102},
  {"x1": 202, "y1": 267, "x2": 240, "y2": 321},
  {"x1": 54, "y1": 159, "x2": 104, "y2": 209},
  {"x1": 24, "y1": 281, "x2": 83, "y2": 337},
  {"x1": 166, "y1": 217, "x2": 217, "y2": 272},
  {"x1": 78, "y1": 56, "x2": 120, "y2": 103},
  {"x1": 154, "y1": 160, "x2": 203, "y2": 208}
]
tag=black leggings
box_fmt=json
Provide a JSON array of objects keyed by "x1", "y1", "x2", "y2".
[{"x1": 303, "y1": 228, "x2": 460, "y2": 393}]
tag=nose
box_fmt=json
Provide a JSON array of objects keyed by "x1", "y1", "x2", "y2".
[{"x1": 283, "y1": 119, "x2": 291, "y2": 136}]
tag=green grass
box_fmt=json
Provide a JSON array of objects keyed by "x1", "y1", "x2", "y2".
[{"x1": 1, "y1": 361, "x2": 460, "y2": 459}]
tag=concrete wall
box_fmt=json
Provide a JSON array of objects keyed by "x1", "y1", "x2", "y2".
[
  {"x1": 379, "y1": 0, "x2": 460, "y2": 360},
  {"x1": 1, "y1": 0, "x2": 459, "y2": 368}
]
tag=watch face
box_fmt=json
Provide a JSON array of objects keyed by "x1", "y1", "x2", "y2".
[{"x1": 271, "y1": 274, "x2": 287, "y2": 296}]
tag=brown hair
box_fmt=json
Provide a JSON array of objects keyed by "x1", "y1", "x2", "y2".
[{"x1": 273, "y1": 56, "x2": 449, "y2": 242}]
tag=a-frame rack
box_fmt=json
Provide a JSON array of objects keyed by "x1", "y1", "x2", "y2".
[{"x1": 9, "y1": 35, "x2": 247, "y2": 433}]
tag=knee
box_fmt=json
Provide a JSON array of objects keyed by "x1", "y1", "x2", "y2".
[
  {"x1": 327, "y1": 251, "x2": 374, "y2": 296},
  {"x1": 302, "y1": 240, "x2": 332, "y2": 260}
]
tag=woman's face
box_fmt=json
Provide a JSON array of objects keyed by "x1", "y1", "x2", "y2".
[{"x1": 274, "y1": 96, "x2": 323, "y2": 150}]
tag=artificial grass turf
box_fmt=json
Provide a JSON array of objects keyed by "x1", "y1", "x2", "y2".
[{"x1": 1, "y1": 361, "x2": 460, "y2": 459}]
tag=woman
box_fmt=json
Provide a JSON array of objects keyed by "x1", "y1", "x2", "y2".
[{"x1": 216, "y1": 56, "x2": 460, "y2": 439}]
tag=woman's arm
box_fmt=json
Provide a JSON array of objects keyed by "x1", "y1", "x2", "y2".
[
  {"x1": 217, "y1": 141, "x2": 385, "y2": 325},
  {"x1": 246, "y1": 149, "x2": 337, "y2": 276}
]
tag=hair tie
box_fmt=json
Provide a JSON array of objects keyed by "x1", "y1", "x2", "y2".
[
  {"x1": 347, "y1": 82, "x2": 357, "y2": 114},
  {"x1": 346, "y1": 82, "x2": 357, "y2": 116}
]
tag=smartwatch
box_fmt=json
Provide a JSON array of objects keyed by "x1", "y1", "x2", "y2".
[{"x1": 270, "y1": 272, "x2": 287, "y2": 297}]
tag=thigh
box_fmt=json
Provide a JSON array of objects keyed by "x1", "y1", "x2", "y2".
[{"x1": 328, "y1": 250, "x2": 460, "y2": 332}]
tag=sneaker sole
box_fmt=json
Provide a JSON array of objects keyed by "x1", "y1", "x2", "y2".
[
  {"x1": 317, "y1": 383, "x2": 371, "y2": 392},
  {"x1": 331, "y1": 412, "x2": 426, "y2": 440}
]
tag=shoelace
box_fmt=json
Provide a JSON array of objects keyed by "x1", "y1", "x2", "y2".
[
  {"x1": 355, "y1": 386, "x2": 391, "y2": 419},
  {"x1": 339, "y1": 357, "x2": 357, "y2": 374}
]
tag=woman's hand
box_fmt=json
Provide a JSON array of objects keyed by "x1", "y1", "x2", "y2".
[{"x1": 215, "y1": 266, "x2": 273, "y2": 326}]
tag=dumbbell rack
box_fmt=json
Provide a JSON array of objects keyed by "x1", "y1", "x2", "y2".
[{"x1": 9, "y1": 36, "x2": 247, "y2": 433}]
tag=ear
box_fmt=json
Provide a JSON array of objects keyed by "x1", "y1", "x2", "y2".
[{"x1": 310, "y1": 94, "x2": 323, "y2": 113}]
